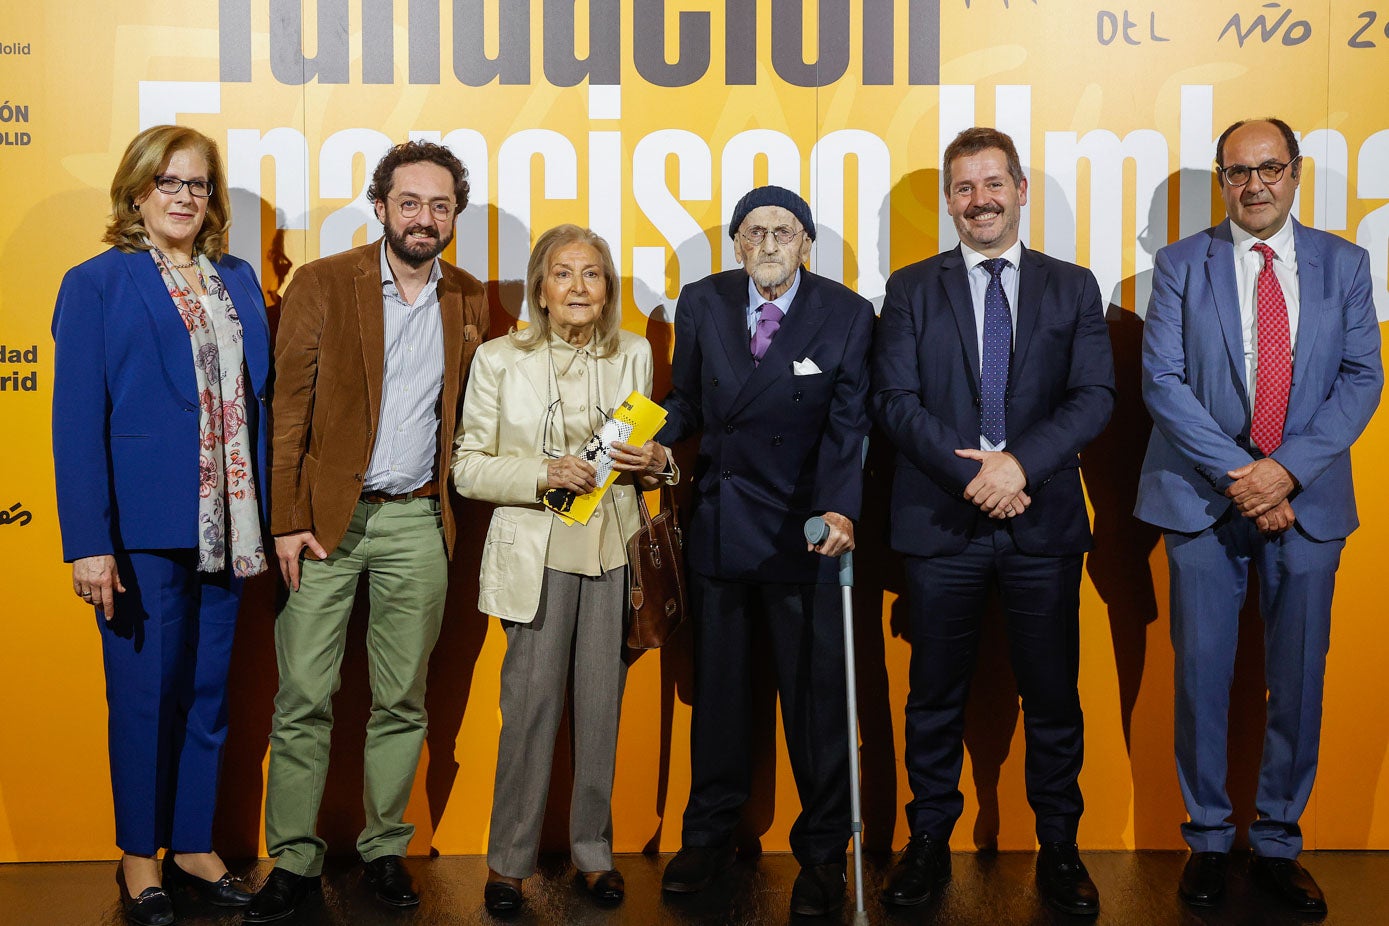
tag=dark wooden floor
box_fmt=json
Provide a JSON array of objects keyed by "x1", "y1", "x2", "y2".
[{"x1": 1, "y1": 850, "x2": 1382, "y2": 926}]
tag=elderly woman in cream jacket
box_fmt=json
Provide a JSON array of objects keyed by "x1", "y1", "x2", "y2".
[{"x1": 452, "y1": 225, "x2": 672, "y2": 913}]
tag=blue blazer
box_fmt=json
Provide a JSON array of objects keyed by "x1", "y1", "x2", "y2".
[
  {"x1": 1134, "y1": 220, "x2": 1382, "y2": 541},
  {"x1": 870, "y1": 245, "x2": 1115, "y2": 558},
  {"x1": 657, "y1": 268, "x2": 874, "y2": 585},
  {"x1": 51, "y1": 246, "x2": 272, "y2": 561}
]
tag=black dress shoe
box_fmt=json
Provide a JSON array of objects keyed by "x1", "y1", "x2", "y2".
[
  {"x1": 1178, "y1": 851, "x2": 1229, "y2": 908},
  {"x1": 1036, "y1": 842, "x2": 1100, "y2": 916},
  {"x1": 116, "y1": 865, "x2": 174, "y2": 926},
  {"x1": 243, "y1": 868, "x2": 321, "y2": 923},
  {"x1": 881, "y1": 835, "x2": 951, "y2": 906},
  {"x1": 1252, "y1": 855, "x2": 1328, "y2": 915},
  {"x1": 363, "y1": 855, "x2": 420, "y2": 907},
  {"x1": 581, "y1": 869, "x2": 625, "y2": 906},
  {"x1": 661, "y1": 843, "x2": 736, "y2": 893},
  {"x1": 162, "y1": 853, "x2": 255, "y2": 907},
  {"x1": 483, "y1": 874, "x2": 523, "y2": 915},
  {"x1": 789, "y1": 862, "x2": 846, "y2": 917}
]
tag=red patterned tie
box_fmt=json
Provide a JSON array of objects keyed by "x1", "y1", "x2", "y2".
[{"x1": 1250, "y1": 242, "x2": 1291, "y2": 454}]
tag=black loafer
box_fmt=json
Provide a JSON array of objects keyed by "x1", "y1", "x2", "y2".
[
  {"x1": 483, "y1": 875, "x2": 523, "y2": 915},
  {"x1": 243, "y1": 867, "x2": 321, "y2": 923},
  {"x1": 1252, "y1": 855, "x2": 1328, "y2": 915},
  {"x1": 1036, "y1": 842, "x2": 1100, "y2": 916},
  {"x1": 1178, "y1": 851, "x2": 1229, "y2": 908},
  {"x1": 661, "y1": 844, "x2": 736, "y2": 893},
  {"x1": 363, "y1": 855, "x2": 420, "y2": 907},
  {"x1": 161, "y1": 852, "x2": 254, "y2": 907},
  {"x1": 881, "y1": 835, "x2": 951, "y2": 906},
  {"x1": 582, "y1": 869, "x2": 625, "y2": 906},
  {"x1": 789, "y1": 862, "x2": 846, "y2": 917},
  {"x1": 116, "y1": 864, "x2": 174, "y2": 926}
]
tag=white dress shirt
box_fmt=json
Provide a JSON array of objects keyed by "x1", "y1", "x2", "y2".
[{"x1": 1230, "y1": 218, "x2": 1300, "y2": 425}]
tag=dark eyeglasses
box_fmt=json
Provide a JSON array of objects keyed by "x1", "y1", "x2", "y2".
[
  {"x1": 1217, "y1": 157, "x2": 1300, "y2": 187},
  {"x1": 153, "y1": 175, "x2": 213, "y2": 198}
]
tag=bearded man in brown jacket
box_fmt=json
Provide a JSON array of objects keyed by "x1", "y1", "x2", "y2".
[{"x1": 246, "y1": 141, "x2": 488, "y2": 923}]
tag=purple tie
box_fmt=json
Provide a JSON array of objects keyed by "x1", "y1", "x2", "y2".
[
  {"x1": 751, "y1": 301, "x2": 783, "y2": 366},
  {"x1": 980, "y1": 257, "x2": 1012, "y2": 445}
]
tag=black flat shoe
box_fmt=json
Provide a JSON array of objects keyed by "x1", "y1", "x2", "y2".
[
  {"x1": 582, "y1": 869, "x2": 625, "y2": 906},
  {"x1": 243, "y1": 867, "x2": 321, "y2": 924},
  {"x1": 881, "y1": 835, "x2": 951, "y2": 906},
  {"x1": 1036, "y1": 842, "x2": 1100, "y2": 916},
  {"x1": 661, "y1": 844, "x2": 736, "y2": 893},
  {"x1": 161, "y1": 853, "x2": 254, "y2": 907},
  {"x1": 1178, "y1": 851, "x2": 1229, "y2": 908},
  {"x1": 1252, "y1": 855, "x2": 1328, "y2": 915},
  {"x1": 483, "y1": 873, "x2": 523, "y2": 915},
  {"x1": 789, "y1": 862, "x2": 846, "y2": 917},
  {"x1": 116, "y1": 864, "x2": 175, "y2": 926},
  {"x1": 362, "y1": 855, "x2": 420, "y2": 907}
]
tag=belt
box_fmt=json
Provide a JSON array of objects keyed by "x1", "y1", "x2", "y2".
[{"x1": 360, "y1": 479, "x2": 439, "y2": 504}]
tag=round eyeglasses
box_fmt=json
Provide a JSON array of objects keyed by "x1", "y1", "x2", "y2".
[
  {"x1": 739, "y1": 226, "x2": 803, "y2": 247},
  {"x1": 388, "y1": 195, "x2": 457, "y2": 219},
  {"x1": 1217, "y1": 157, "x2": 1300, "y2": 187}
]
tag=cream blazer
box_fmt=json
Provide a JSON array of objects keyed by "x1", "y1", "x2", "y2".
[{"x1": 452, "y1": 329, "x2": 653, "y2": 623}]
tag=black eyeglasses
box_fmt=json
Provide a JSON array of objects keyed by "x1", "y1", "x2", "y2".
[
  {"x1": 387, "y1": 195, "x2": 457, "y2": 219},
  {"x1": 1217, "y1": 157, "x2": 1300, "y2": 187},
  {"x1": 739, "y1": 226, "x2": 803, "y2": 247},
  {"x1": 153, "y1": 175, "x2": 213, "y2": 197}
]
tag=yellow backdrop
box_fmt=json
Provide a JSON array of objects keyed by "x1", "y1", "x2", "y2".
[{"x1": 2, "y1": 1, "x2": 1387, "y2": 862}]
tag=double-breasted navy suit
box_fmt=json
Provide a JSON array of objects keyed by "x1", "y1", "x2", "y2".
[
  {"x1": 52, "y1": 246, "x2": 271, "y2": 855},
  {"x1": 657, "y1": 267, "x2": 874, "y2": 864},
  {"x1": 1135, "y1": 219, "x2": 1382, "y2": 857},
  {"x1": 871, "y1": 243, "x2": 1114, "y2": 843}
]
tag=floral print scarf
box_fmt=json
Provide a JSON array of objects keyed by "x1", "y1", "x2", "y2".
[{"x1": 151, "y1": 248, "x2": 267, "y2": 578}]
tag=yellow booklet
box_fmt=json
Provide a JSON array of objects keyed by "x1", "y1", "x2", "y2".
[{"x1": 542, "y1": 391, "x2": 668, "y2": 526}]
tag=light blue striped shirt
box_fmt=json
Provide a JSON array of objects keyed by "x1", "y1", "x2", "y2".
[{"x1": 363, "y1": 241, "x2": 445, "y2": 493}]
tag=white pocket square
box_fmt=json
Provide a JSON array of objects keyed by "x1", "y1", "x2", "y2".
[{"x1": 792, "y1": 358, "x2": 822, "y2": 375}]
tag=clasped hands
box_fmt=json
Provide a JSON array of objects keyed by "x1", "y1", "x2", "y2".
[
  {"x1": 956, "y1": 448, "x2": 1030, "y2": 519},
  {"x1": 548, "y1": 440, "x2": 669, "y2": 495},
  {"x1": 1226, "y1": 458, "x2": 1297, "y2": 535}
]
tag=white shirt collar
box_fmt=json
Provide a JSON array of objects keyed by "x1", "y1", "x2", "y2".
[
  {"x1": 959, "y1": 239, "x2": 1024, "y2": 273},
  {"x1": 1230, "y1": 216, "x2": 1297, "y2": 267}
]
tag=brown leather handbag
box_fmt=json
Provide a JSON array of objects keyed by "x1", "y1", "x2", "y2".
[{"x1": 625, "y1": 484, "x2": 687, "y2": 649}]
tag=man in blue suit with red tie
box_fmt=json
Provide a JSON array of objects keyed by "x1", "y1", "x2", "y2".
[
  {"x1": 871, "y1": 127, "x2": 1115, "y2": 916},
  {"x1": 655, "y1": 186, "x2": 874, "y2": 918},
  {"x1": 1136, "y1": 117, "x2": 1382, "y2": 915}
]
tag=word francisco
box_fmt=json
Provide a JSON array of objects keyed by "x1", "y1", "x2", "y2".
[
  {"x1": 218, "y1": 0, "x2": 942, "y2": 87},
  {"x1": 0, "y1": 344, "x2": 38, "y2": 392}
]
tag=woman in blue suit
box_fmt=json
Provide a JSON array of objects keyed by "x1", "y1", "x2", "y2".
[{"x1": 52, "y1": 125, "x2": 270, "y2": 925}]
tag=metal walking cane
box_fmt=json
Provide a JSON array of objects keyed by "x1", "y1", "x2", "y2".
[{"x1": 804, "y1": 513, "x2": 869, "y2": 924}]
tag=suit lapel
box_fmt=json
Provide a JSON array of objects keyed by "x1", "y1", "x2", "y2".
[
  {"x1": 1204, "y1": 221, "x2": 1250, "y2": 399},
  {"x1": 1290, "y1": 220, "x2": 1324, "y2": 388},
  {"x1": 1010, "y1": 246, "x2": 1048, "y2": 381},
  {"x1": 939, "y1": 247, "x2": 982, "y2": 404},
  {"x1": 356, "y1": 245, "x2": 386, "y2": 437},
  {"x1": 710, "y1": 270, "x2": 755, "y2": 395},
  {"x1": 125, "y1": 252, "x2": 199, "y2": 406}
]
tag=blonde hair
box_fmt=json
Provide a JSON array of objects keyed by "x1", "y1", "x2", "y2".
[
  {"x1": 104, "y1": 125, "x2": 232, "y2": 260},
  {"x1": 511, "y1": 225, "x2": 622, "y2": 358}
]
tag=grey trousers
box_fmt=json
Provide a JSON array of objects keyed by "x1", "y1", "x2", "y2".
[{"x1": 488, "y1": 567, "x2": 629, "y2": 878}]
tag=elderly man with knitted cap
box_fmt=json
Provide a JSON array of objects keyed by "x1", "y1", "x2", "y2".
[{"x1": 655, "y1": 185, "x2": 874, "y2": 916}]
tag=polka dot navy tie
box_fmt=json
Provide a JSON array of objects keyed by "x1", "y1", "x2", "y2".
[
  {"x1": 750, "y1": 301, "x2": 783, "y2": 366},
  {"x1": 980, "y1": 257, "x2": 1012, "y2": 445},
  {"x1": 1250, "y1": 242, "x2": 1291, "y2": 454}
]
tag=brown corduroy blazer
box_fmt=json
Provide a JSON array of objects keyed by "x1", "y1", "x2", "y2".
[{"x1": 270, "y1": 242, "x2": 488, "y2": 557}]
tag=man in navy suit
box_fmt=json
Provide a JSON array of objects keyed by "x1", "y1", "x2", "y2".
[
  {"x1": 1135, "y1": 118, "x2": 1381, "y2": 915},
  {"x1": 871, "y1": 127, "x2": 1115, "y2": 916},
  {"x1": 656, "y1": 186, "x2": 874, "y2": 917}
]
